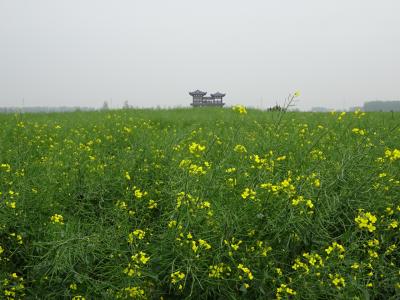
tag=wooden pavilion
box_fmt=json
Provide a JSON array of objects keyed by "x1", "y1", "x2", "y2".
[{"x1": 189, "y1": 90, "x2": 226, "y2": 107}]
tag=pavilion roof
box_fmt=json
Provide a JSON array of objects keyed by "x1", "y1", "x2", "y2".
[
  {"x1": 189, "y1": 90, "x2": 207, "y2": 96},
  {"x1": 211, "y1": 92, "x2": 226, "y2": 97}
]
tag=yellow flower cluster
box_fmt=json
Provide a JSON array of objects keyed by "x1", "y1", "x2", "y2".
[
  {"x1": 128, "y1": 229, "x2": 146, "y2": 243},
  {"x1": 233, "y1": 144, "x2": 247, "y2": 153},
  {"x1": 132, "y1": 251, "x2": 150, "y2": 265},
  {"x1": 122, "y1": 286, "x2": 145, "y2": 298},
  {"x1": 351, "y1": 262, "x2": 360, "y2": 269},
  {"x1": 384, "y1": 148, "x2": 400, "y2": 161},
  {"x1": 188, "y1": 163, "x2": 207, "y2": 175},
  {"x1": 232, "y1": 105, "x2": 247, "y2": 114},
  {"x1": 291, "y1": 195, "x2": 314, "y2": 211},
  {"x1": 224, "y1": 237, "x2": 242, "y2": 256},
  {"x1": 123, "y1": 251, "x2": 150, "y2": 277},
  {"x1": 198, "y1": 239, "x2": 212, "y2": 250},
  {"x1": 168, "y1": 220, "x2": 177, "y2": 228},
  {"x1": 366, "y1": 238, "x2": 380, "y2": 259},
  {"x1": 260, "y1": 178, "x2": 297, "y2": 197},
  {"x1": 302, "y1": 252, "x2": 324, "y2": 268},
  {"x1": 292, "y1": 257, "x2": 310, "y2": 273},
  {"x1": 170, "y1": 271, "x2": 185, "y2": 290},
  {"x1": 225, "y1": 167, "x2": 236, "y2": 173},
  {"x1": 389, "y1": 220, "x2": 398, "y2": 229},
  {"x1": 354, "y1": 109, "x2": 366, "y2": 118},
  {"x1": 50, "y1": 214, "x2": 64, "y2": 225},
  {"x1": 2, "y1": 273, "x2": 25, "y2": 299},
  {"x1": 208, "y1": 263, "x2": 231, "y2": 279},
  {"x1": 0, "y1": 163, "x2": 11, "y2": 172},
  {"x1": 190, "y1": 238, "x2": 212, "y2": 253},
  {"x1": 134, "y1": 188, "x2": 148, "y2": 199},
  {"x1": 355, "y1": 211, "x2": 377, "y2": 232},
  {"x1": 352, "y1": 128, "x2": 366, "y2": 135},
  {"x1": 4, "y1": 190, "x2": 19, "y2": 209},
  {"x1": 276, "y1": 283, "x2": 297, "y2": 299},
  {"x1": 115, "y1": 200, "x2": 127, "y2": 210},
  {"x1": 337, "y1": 111, "x2": 346, "y2": 121},
  {"x1": 188, "y1": 142, "x2": 206, "y2": 157},
  {"x1": 147, "y1": 199, "x2": 157, "y2": 209},
  {"x1": 249, "y1": 153, "x2": 274, "y2": 171},
  {"x1": 9, "y1": 233, "x2": 23, "y2": 245},
  {"x1": 385, "y1": 244, "x2": 397, "y2": 255},
  {"x1": 226, "y1": 177, "x2": 237, "y2": 187},
  {"x1": 179, "y1": 159, "x2": 210, "y2": 176},
  {"x1": 329, "y1": 273, "x2": 346, "y2": 289},
  {"x1": 123, "y1": 126, "x2": 132, "y2": 133},
  {"x1": 254, "y1": 240, "x2": 272, "y2": 257},
  {"x1": 175, "y1": 192, "x2": 213, "y2": 216},
  {"x1": 310, "y1": 149, "x2": 326, "y2": 160},
  {"x1": 241, "y1": 188, "x2": 256, "y2": 200},
  {"x1": 237, "y1": 263, "x2": 254, "y2": 280},
  {"x1": 173, "y1": 228, "x2": 213, "y2": 255},
  {"x1": 325, "y1": 241, "x2": 345, "y2": 259}
]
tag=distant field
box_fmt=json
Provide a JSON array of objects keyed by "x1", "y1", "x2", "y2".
[{"x1": 1, "y1": 108, "x2": 399, "y2": 299}]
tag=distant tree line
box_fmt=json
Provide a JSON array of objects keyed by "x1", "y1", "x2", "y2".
[
  {"x1": 0, "y1": 107, "x2": 95, "y2": 113},
  {"x1": 363, "y1": 101, "x2": 400, "y2": 112},
  {"x1": 267, "y1": 104, "x2": 285, "y2": 112},
  {"x1": 2, "y1": 100, "x2": 399, "y2": 113},
  {"x1": 311, "y1": 101, "x2": 400, "y2": 113}
]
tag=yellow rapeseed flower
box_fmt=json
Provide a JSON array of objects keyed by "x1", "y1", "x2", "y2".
[
  {"x1": 329, "y1": 273, "x2": 346, "y2": 289},
  {"x1": 237, "y1": 264, "x2": 254, "y2": 280},
  {"x1": 385, "y1": 149, "x2": 400, "y2": 161},
  {"x1": 351, "y1": 263, "x2": 359, "y2": 269},
  {"x1": 276, "y1": 283, "x2": 297, "y2": 299},
  {"x1": 389, "y1": 220, "x2": 398, "y2": 229},
  {"x1": 170, "y1": 270, "x2": 185, "y2": 284},
  {"x1": 50, "y1": 214, "x2": 64, "y2": 225},
  {"x1": 232, "y1": 105, "x2": 247, "y2": 114},
  {"x1": 123, "y1": 286, "x2": 145, "y2": 298},
  {"x1": 168, "y1": 220, "x2": 177, "y2": 228},
  {"x1": 134, "y1": 189, "x2": 147, "y2": 199},
  {"x1": 128, "y1": 229, "x2": 146, "y2": 243},
  {"x1": 147, "y1": 199, "x2": 157, "y2": 209},
  {"x1": 355, "y1": 211, "x2": 377, "y2": 232},
  {"x1": 234, "y1": 144, "x2": 247, "y2": 153},
  {"x1": 241, "y1": 188, "x2": 256, "y2": 200},
  {"x1": 198, "y1": 239, "x2": 212, "y2": 250},
  {"x1": 188, "y1": 142, "x2": 206, "y2": 156}
]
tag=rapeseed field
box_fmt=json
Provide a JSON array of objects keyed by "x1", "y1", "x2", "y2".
[{"x1": 0, "y1": 107, "x2": 399, "y2": 299}]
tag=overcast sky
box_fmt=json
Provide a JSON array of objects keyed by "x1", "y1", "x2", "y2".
[{"x1": 1, "y1": 0, "x2": 399, "y2": 110}]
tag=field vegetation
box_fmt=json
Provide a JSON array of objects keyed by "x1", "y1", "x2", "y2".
[{"x1": 0, "y1": 107, "x2": 399, "y2": 299}]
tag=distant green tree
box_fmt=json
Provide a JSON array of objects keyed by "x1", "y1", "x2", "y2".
[{"x1": 267, "y1": 104, "x2": 285, "y2": 112}]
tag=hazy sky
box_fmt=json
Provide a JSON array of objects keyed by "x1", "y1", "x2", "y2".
[{"x1": 1, "y1": 0, "x2": 399, "y2": 110}]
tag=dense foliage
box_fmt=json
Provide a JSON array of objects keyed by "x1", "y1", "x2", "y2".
[{"x1": 0, "y1": 108, "x2": 399, "y2": 299}]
